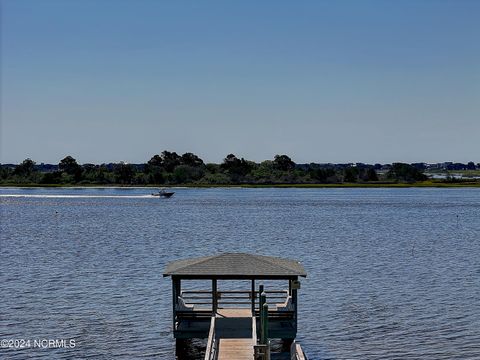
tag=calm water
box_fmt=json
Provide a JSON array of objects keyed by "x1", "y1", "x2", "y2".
[{"x1": 1, "y1": 187, "x2": 480, "y2": 359}]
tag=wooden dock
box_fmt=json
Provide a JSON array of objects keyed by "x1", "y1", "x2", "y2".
[
  {"x1": 208, "y1": 312, "x2": 255, "y2": 360},
  {"x1": 164, "y1": 253, "x2": 308, "y2": 360}
]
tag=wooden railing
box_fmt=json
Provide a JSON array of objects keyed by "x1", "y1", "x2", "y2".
[
  {"x1": 204, "y1": 317, "x2": 217, "y2": 360},
  {"x1": 181, "y1": 290, "x2": 213, "y2": 307},
  {"x1": 181, "y1": 290, "x2": 288, "y2": 309}
]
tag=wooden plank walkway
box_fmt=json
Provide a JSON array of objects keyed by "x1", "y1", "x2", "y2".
[
  {"x1": 204, "y1": 310, "x2": 307, "y2": 360},
  {"x1": 212, "y1": 311, "x2": 255, "y2": 360},
  {"x1": 217, "y1": 338, "x2": 254, "y2": 360}
]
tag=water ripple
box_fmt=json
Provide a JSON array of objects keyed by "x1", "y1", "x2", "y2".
[{"x1": 1, "y1": 187, "x2": 480, "y2": 359}]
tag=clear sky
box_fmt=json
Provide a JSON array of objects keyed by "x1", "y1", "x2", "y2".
[{"x1": 1, "y1": 0, "x2": 479, "y2": 165}]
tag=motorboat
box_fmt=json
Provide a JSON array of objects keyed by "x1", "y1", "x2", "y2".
[{"x1": 152, "y1": 189, "x2": 175, "y2": 198}]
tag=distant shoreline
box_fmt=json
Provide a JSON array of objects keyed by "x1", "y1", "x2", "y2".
[{"x1": 4, "y1": 156, "x2": 479, "y2": 188}]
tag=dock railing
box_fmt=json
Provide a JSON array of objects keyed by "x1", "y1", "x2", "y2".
[
  {"x1": 181, "y1": 290, "x2": 213, "y2": 307},
  {"x1": 181, "y1": 290, "x2": 288, "y2": 309},
  {"x1": 204, "y1": 317, "x2": 217, "y2": 360}
]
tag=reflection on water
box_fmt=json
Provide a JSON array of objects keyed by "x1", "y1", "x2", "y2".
[{"x1": 1, "y1": 187, "x2": 480, "y2": 359}]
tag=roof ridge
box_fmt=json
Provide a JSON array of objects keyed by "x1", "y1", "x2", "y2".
[
  {"x1": 173, "y1": 252, "x2": 246, "y2": 273},
  {"x1": 172, "y1": 254, "x2": 216, "y2": 273}
]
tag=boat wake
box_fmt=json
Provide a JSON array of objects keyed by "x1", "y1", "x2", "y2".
[{"x1": 0, "y1": 194, "x2": 155, "y2": 199}]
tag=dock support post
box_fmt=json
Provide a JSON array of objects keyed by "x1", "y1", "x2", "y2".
[
  {"x1": 259, "y1": 286, "x2": 269, "y2": 345},
  {"x1": 261, "y1": 302, "x2": 269, "y2": 345},
  {"x1": 281, "y1": 338, "x2": 293, "y2": 352},
  {"x1": 259, "y1": 285, "x2": 264, "y2": 342},
  {"x1": 175, "y1": 339, "x2": 185, "y2": 358},
  {"x1": 175, "y1": 339, "x2": 194, "y2": 360},
  {"x1": 172, "y1": 278, "x2": 181, "y2": 332},
  {"x1": 292, "y1": 278, "x2": 298, "y2": 334},
  {"x1": 212, "y1": 279, "x2": 217, "y2": 315},
  {"x1": 259, "y1": 285, "x2": 264, "y2": 315},
  {"x1": 251, "y1": 279, "x2": 256, "y2": 315}
]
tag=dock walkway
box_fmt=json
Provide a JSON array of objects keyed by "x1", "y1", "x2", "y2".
[
  {"x1": 208, "y1": 310, "x2": 255, "y2": 360},
  {"x1": 217, "y1": 338, "x2": 253, "y2": 360}
]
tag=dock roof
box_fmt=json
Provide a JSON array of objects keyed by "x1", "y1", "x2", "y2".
[{"x1": 163, "y1": 253, "x2": 307, "y2": 279}]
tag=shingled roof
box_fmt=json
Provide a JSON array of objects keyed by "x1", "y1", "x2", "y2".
[{"x1": 163, "y1": 253, "x2": 307, "y2": 278}]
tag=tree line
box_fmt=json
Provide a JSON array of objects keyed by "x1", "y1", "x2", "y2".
[{"x1": 0, "y1": 152, "x2": 446, "y2": 186}]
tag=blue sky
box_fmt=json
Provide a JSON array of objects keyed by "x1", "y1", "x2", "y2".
[{"x1": 1, "y1": 0, "x2": 479, "y2": 164}]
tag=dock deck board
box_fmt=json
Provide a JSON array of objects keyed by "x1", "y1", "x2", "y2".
[{"x1": 217, "y1": 338, "x2": 254, "y2": 360}]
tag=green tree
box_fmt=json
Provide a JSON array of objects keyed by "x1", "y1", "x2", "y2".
[
  {"x1": 81, "y1": 164, "x2": 111, "y2": 184},
  {"x1": 221, "y1": 154, "x2": 253, "y2": 177},
  {"x1": 173, "y1": 165, "x2": 204, "y2": 183},
  {"x1": 13, "y1": 158, "x2": 36, "y2": 176},
  {"x1": 308, "y1": 165, "x2": 336, "y2": 183},
  {"x1": 364, "y1": 168, "x2": 379, "y2": 181},
  {"x1": 161, "y1": 151, "x2": 181, "y2": 172},
  {"x1": 40, "y1": 171, "x2": 62, "y2": 184},
  {"x1": 114, "y1": 162, "x2": 135, "y2": 184},
  {"x1": 387, "y1": 163, "x2": 427, "y2": 182},
  {"x1": 343, "y1": 167, "x2": 359, "y2": 183},
  {"x1": 59, "y1": 156, "x2": 80, "y2": 174},
  {"x1": 96, "y1": 165, "x2": 114, "y2": 184},
  {"x1": 200, "y1": 172, "x2": 230, "y2": 184},
  {"x1": 145, "y1": 155, "x2": 165, "y2": 184},
  {"x1": 251, "y1": 161, "x2": 274, "y2": 183},
  {"x1": 0, "y1": 166, "x2": 13, "y2": 181},
  {"x1": 59, "y1": 156, "x2": 82, "y2": 182},
  {"x1": 273, "y1": 155, "x2": 295, "y2": 171},
  {"x1": 205, "y1": 163, "x2": 221, "y2": 174},
  {"x1": 180, "y1": 152, "x2": 204, "y2": 167},
  {"x1": 147, "y1": 154, "x2": 163, "y2": 168}
]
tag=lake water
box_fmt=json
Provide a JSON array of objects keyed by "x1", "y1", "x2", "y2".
[{"x1": 1, "y1": 187, "x2": 480, "y2": 359}]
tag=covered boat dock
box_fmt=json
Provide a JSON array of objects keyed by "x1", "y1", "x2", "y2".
[{"x1": 163, "y1": 253, "x2": 308, "y2": 359}]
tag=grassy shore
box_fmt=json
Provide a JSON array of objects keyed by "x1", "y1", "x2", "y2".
[
  {"x1": 1, "y1": 181, "x2": 480, "y2": 188},
  {"x1": 425, "y1": 169, "x2": 480, "y2": 177}
]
